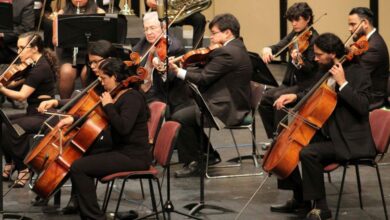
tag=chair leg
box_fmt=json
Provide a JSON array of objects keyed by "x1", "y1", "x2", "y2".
[
  {"x1": 248, "y1": 126, "x2": 260, "y2": 167},
  {"x1": 335, "y1": 165, "x2": 347, "y2": 220},
  {"x1": 229, "y1": 129, "x2": 242, "y2": 164},
  {"x1": 148, "y1": 179, "x2": 159, "y2": 220},
  {"x1": 156, "y1": 178, "x2": 166, "y2": 220},
  {"x1": 101, "y1": 181, "x2": 111, "y2": 212},
  {"x1": 327, "y1": 172, "x2": 332, "y2": 183},
  {"x1": 375, "y1": 164, "x2": 389, "y2": 220},
  {"x1": 113, "y1": 179, "x2": 127, "y2": 220},
  {"x1": 355, "y1": 164, "x2": 363, "y2": 209},
  {"x1": 140, "y1": 179, "x2": 145, "y2": 199}
]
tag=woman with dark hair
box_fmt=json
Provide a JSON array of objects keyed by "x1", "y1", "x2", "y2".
[
  {"x1": 57, "y1": 57, "x2": 151, "y2": 219},
  {"x1": 52, "y1": 0, "x2": 105, "y2": 99},
  {"x1": 0, "y1": 32, "x2": 57, "y2": 188}
]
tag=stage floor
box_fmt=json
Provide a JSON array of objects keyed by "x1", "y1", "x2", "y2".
[{"x1": 2, "y1": 64, "x2": 390, "y2": 220}]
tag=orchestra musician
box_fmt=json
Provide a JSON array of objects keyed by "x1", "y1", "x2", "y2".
[
  {"x1": 259, "y1": 2, "x2": 319, "y2": 140},
  {"x1": 271, "y1": 33, "x2": 376, "y2": 220},
  {"x1": 145, "y1": 0, "x2": 207, "y2": 49},
  {"x1": 133, "y1": 11, "x2": 191, "y2": 116},
  {"x1": 52, "y1": 0, "x2": 105, "y2": 99},
  {"x1": 347, "y1": 7, "x2": 389, "y2": 110},
  {"x1": 36, "y1": 39, "x2": 117, "y2": 212},
  {"x1": 56, "y1": 57, "x2": 152, "y2": 220},
  {"x1": 0, "y1": 32, "x2": 57, "y2": 188},
  {"x1": 168, "y1": 13, "x2": 252, "y2": 178}
]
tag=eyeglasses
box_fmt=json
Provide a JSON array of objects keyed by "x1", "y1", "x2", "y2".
[
  {"x1": 17, "y1": 46, "x2": 31, "y2": 51},
  {"x1": 144, "y1": 25, "x2": 160, "y2": 33},
  {"x1": 88, "y1": 58, "x2": 104, "y2": 66},
  {"x1": 210, "y1": 31, "x2": 223, "y2": 36}
]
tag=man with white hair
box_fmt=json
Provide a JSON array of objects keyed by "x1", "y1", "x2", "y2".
[{"x1": 133, "y1": 11, "x2": 191, "y2": 116}]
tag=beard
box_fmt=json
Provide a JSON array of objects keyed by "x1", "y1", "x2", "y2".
[
  {"x1": 352, "y1": 28, "x2": 365, "y2": 42},
  {"x1": 318, "y1": 59, "x2": 335, "y2": 72}
]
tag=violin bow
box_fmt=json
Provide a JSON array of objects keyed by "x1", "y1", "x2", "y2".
[{"x1": 343, "y1": 20, "x2": 364, "y2": 47}]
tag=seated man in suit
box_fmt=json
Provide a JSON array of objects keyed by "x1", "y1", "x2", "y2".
[
  {"x1": 348, "y1": 7, "x2": 389, "y2": 110},
  {"x1": 271, "y1": 33, "x2": 376, "y2": 220},
  {"x1": 169, "y1": 13, "x2": 252, "y2": 178}
]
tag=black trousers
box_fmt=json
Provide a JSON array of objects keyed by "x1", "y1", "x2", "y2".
[
  {"x1": 1, "y1": 113, "x2": 48, "y2": 171},
  {"x1": 171, "y1": 104, "x2": 214, "y2": 164},
  {"x1": 258, "y1": 84, "x2": 299, "y2": 139},
  {"x1": 174, "y1": 12, "x2": 206, "y2": 49},
  {"x1": 70, "y1": 150, "x2": 150, "y2": 220},
  {"x1": 278, "y1": 141, "x2": 336, "y2": 201}
]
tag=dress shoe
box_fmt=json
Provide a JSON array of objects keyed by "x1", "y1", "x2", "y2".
[
  {"x1": 207, "y1": 150, "x2": 222, "y2": 165},
  {"x1": 61, "y1": 196, "x2": 79, "y2": 215},
  {"x1": 116, "y1": 210, "x2": 139, "y2": 220},
  {"x1": 306, "y1": 208, "x2": 332, "y2": 220},
  {"x1": 270, "y1": 198, "x2": 311, "y2": 213},
  {"x1": 175, "y1": 161, "x2": 200, "y2": 178}
]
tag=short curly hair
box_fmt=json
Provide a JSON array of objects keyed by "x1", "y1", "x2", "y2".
[{"x1": 285, "y1": 2, "x2": 313, "y2": 25}]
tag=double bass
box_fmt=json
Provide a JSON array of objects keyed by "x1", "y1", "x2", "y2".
[
  {"x1": 24, "y1": 54, "x2": 148, "y2": 198},
  {"x1": 262, "y1": 36, "x2": 369, "y2": 179}
]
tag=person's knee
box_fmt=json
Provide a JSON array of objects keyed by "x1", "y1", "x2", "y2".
[{"x1": 59, "y1": 64, "x2": 77, "y2": 81}]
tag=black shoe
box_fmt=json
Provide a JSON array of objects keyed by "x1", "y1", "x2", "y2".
[
  {"x1": 270, "y1": 199, "x2": 311, "y2": 214},
  {"x1": 174, "y1": 161, "x2": 200, "y2": 178},
  {"x1": 116, "y1": 210, "x2": 139, "y2": 220},
  {"x1": 61, "y1": 196, "x2": 79, "y2": 215},
  {"x1": 306, "y1": 208, "x2": 332, "y2": 220},
  {"x1": 31, "y1": 196, "x2": 49, "y2": 206},
  {"x1": 208, "y1": 150, "x2": 221, "y2": 165}
]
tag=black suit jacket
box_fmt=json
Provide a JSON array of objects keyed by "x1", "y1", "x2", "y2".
[
  {"x1": 298, "y1": 61, "x2": 376, "y2": 161},
  {"x1": 3, "y1": 0, "x2": 35, "y2": 44},
  {"x1": 185, "y1": 38, "x2": 252, "y2": 126},
  {"x1": 358, "y1": 31, "x2": 389, "y2": 110}
]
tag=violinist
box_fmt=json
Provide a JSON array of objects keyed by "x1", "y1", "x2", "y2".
[
  {"x1": 145, "y1": 0, "x2": 206, "y2": 49},
  {"x1": 168, "y1": 13, "x2": 252, "y2": 178},
  {"x1": 259, "y1": 2, "x2": 319, "y2": 140},
  {"x1": 133, "y1": 11, "x2": 190, "y2": 115},
  {"x1": 348, "y1": 7, "x2": 389, "y2": 110},
  {"x1": 58, "y1": 57, "x2": 152, "y2": 220},
  {"x1": 271, "y1": 33, "x2": 376, "y2": 220},
  {"x1": 0, "y1": 32, "x2": 57, "y2": 188}
]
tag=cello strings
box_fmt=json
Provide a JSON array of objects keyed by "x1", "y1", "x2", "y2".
[{"x1": 280, "y1": 107, "x2": 320, "y2": 130}]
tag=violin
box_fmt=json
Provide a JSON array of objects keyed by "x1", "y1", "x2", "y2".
[
  {"x1": 171, "y1": 43, "x2": 222, "y2": 68},
  {"x1": 346, "y1": 35, "x2": 369, "y2": 60},
  {"x1": 0, "y1": 58, "x2": 34, "y2": 87},
  {"x1": 289, "y1": 30, "x2": 312, "y2": 67}
]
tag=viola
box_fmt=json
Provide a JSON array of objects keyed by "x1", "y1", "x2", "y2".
[
  {"x1": 289, "y1": 30, "x2": 312, "y2": 67},
  {"x1": 171, "y1": 43, "x2": 222, "y2": 68},
  {"x1": 0, "y1": 58, "x2": 34, "y2": 87},
  {"x1": 262, "y1": 36, "x2": 369, "y2": 179}
]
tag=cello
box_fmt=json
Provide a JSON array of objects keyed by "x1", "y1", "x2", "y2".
[
  {"x1": 262, "y1": 36, "x2": 369, "y2": 179},
  {"x1": 24, "y1": 55, "x2": 148, "y2": 199}
]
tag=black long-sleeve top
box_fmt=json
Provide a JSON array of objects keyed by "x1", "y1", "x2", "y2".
[{"x1": 103, "y1": 89, "x2": 152, "y2": 161}]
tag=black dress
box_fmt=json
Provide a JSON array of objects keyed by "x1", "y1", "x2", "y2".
[
  {"x1": 1, "y1": 56, "x2": 56, "y2": 171},
  {"x1": 70, "y1": 89, "x2": 152, "y2": 220}
]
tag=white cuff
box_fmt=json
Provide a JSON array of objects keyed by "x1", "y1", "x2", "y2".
[
  {"x1": 177, "y1": 68, "x2": 187, "y2": 80},
  {"x1": 339, "y1": 81, "x2": 348, "y2": 91}
]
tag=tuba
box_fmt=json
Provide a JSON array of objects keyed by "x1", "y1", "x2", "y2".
[{"x1": 167, "y1": 0, "x2": 212, "y2": 23}]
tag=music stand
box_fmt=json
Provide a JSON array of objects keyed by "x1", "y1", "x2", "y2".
[
  {"x1": 183, "y1": 82, "x2": 234, "y2": 216},
  {"x1": 0, "y1": 109, "x2": 31, "y2": 219},
  {"x1": 0, "y1": 2, "x2": 13, "y2": 33},
  {"x1": 249, "y1": 51, "x2": 279, "y2": 87}
]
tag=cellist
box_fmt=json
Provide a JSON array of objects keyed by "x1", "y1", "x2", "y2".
[
  {"x1": 56, "y1": 57, "x2": 152, "y2": 220},
  {"x1": 271, "y1": 33, "x2": 376, "y2": 220}
]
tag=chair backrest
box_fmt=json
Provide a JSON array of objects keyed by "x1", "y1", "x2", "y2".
[
  {"x1": 250, "y1": 81, "x2": 265, "y2": 110},
  {"x1": 147, "y1": 101, "x2": 167, "y2": 145},
  {"x1": 370, "y1": 109, "x2": 390, "y2": 154},
  {"x1": 153, "y1": 121, "x2": 181, "y2": 167}
]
